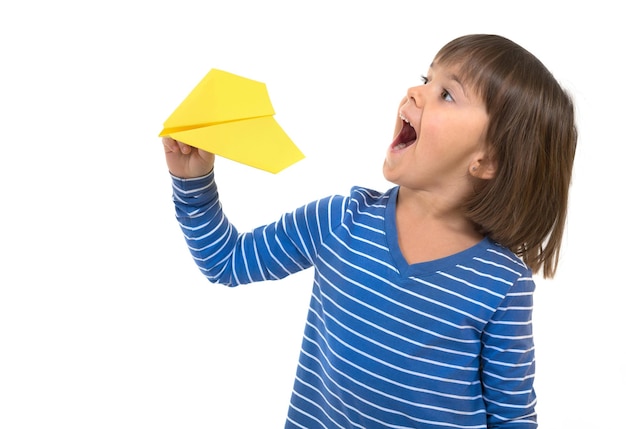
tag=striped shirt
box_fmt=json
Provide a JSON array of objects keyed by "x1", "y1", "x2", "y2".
[{"x1": 171, "y1": 171, "x2": 538, "y2": 429}]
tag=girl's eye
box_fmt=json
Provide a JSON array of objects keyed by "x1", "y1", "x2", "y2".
[
  {"x1": 421, "y1": 75, "x2": 454, "y2": 102},
  {"x1": 441, "y1": 89, "x2": 454, "y2": 102}
]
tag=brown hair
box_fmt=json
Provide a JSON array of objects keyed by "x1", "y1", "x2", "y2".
[{"x1": 435, "y1": 34, "x2": 577, "y2": 278}]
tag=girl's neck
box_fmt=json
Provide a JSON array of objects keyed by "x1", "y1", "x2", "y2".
[{"x1": 395, "y1": 186, "x2": 483, "y2": 264}]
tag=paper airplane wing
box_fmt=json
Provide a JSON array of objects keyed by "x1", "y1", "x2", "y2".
[
  {"x1": 159, "y1": 69, "x2": 304, "y2": 173},
  {"x1": 167, "y1": 116, "x2": 304, "y2": 174}
]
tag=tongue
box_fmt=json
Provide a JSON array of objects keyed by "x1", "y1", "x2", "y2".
[{"x1": 393, "y1": 122, "x2": 417, "y2": 149}]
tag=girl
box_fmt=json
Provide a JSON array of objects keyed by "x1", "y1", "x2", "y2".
[{"x1": 162, "y1": 34, "x2": 577, "y2": 428}]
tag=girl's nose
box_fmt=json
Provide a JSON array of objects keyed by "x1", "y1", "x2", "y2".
[{"x1": 406, "y1": 86, "x2": 423, "y2": 107}]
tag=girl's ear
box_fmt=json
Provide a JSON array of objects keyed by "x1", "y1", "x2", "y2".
[{"x1": 469, "y1": 154, "x2": 497, "y2": 180}]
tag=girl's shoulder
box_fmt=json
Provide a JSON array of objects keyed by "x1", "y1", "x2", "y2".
[
  {"x1": 345, "y1": 185, "x2": 397, "y2": 210},
  {"x1": 470, "y1": 238, "x2": 534, "y2": 282}
]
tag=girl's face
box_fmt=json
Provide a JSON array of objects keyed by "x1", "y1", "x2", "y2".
[{"x1": 383, "y1": 61, "x2": 491, "y2": 200}]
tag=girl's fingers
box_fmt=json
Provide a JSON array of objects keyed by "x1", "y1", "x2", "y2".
[
  {"x1": 162, "y1": 137, "x2": 193, "y2": 155},
  {"x1": 162, "y1": 137, "x2": 179, "y2": 152},
  {"x1": 179, "y1": 141, "x2": 192, "y2": 154}
]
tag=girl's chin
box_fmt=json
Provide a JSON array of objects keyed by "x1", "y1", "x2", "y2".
[
  {"x1": 382, "y1": 162, "x2": 401, "y2": 185},
  {"x1": 383, "y1": 152, "x2": 401, "y2": 176}
]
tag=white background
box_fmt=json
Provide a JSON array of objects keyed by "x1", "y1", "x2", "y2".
[{"x1": 1, "y1": 1, "x2": 623, "y2": 428}]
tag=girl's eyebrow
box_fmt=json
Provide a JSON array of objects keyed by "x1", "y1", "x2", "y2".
[
  {"x1": 447, "y1": 73, "x2": 467, "y2": 98},
  {"x1": 429, "y1": 61, "x2": 467, "y2": 97},
  {"x1": 429, "y1": 62, "x2": 467, "y2": 97}
]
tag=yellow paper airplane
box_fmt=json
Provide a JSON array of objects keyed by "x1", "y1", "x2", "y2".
[{"x1": 159, "y1": 69, "x2": 304, "y2": 174}]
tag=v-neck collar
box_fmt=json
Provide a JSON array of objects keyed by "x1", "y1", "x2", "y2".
[{"x1": 384, "y1": 186, "x2": 491, "y2": 278}]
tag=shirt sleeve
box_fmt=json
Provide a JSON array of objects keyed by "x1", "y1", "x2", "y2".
[
  {"x1": 481, "y1": 275, "x2": 538, "y2": 428},
  {"x1": 171, "y1": 171, "x2": 347, "y2": 286}
]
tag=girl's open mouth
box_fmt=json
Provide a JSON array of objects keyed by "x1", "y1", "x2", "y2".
[{"x1": 391, "y1": 115, "x2": 417, "y2": 151}]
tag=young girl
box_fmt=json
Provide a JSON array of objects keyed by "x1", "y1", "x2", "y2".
[{"x1": 162, "y1": 34, "x2": 577, "y2": 429}]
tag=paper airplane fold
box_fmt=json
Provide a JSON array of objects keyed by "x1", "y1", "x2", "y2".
[{"x1": 159, "y1": 69, "x2": 304, "y2": 174}]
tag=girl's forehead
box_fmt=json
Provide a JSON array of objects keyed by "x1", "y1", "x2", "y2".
[
  {"x1": 429, "y1": 60, "x2": 473, "y2": 86},
  {"x1": 429, "y1": 60, "x2": 487, "y2": 106},
  {"x1": 430, "y1": 58, "x2": 465, "y2": 74}
]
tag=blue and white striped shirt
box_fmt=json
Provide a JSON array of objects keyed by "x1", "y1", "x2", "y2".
[{"x1": 172, "y1": 171, "x2": 537, "y2": 429}]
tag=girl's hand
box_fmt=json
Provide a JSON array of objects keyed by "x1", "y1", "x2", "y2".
[{"x1": 162, "y1": 137, "x2": 215, "y2": 178}]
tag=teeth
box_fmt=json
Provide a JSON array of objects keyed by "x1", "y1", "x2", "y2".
[{"x1": 399, "y1": 113, "x2": 413, "y2": 128}]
